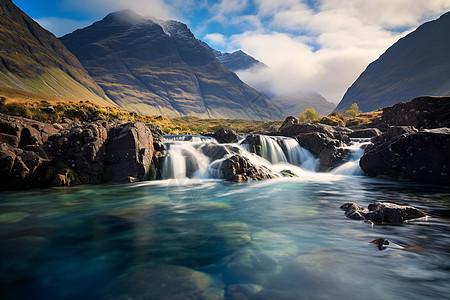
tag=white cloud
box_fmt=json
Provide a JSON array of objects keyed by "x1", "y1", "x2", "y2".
[
  {"x1": 204, "y1": 33, "x2": 228, "y2": 46},
  {"x1": 227, "y1": 0, "x2": 450, "y2": 103},
  {"x1": 34, "y1": 17, "x2": 93, "y2": 37}
]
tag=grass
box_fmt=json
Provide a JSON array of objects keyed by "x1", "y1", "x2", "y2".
[
  {"x1": 0, "y1": 87, "x2": 381, "y2": 134},
  {"x1": 0, "y1": 88, "x2": 283, "y2": 134}
]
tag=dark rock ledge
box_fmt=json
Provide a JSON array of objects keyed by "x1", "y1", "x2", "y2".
[{"x1": 0, "y1": 113, "x2": 163, "y2": 190}]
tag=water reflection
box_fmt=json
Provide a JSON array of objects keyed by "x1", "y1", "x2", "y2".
[{"x1": 0, "y1": 177, "x2": 449, "y2": 299}]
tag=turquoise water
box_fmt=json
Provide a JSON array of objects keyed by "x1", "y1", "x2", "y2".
[{"x1": 1, "y1": 176, "x2": 449, "y2": 299}]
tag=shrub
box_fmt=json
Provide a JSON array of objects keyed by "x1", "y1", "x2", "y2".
[
  {"x1": 344, "y1": 103, "x2": 360, "y2": 118},
  {"x1": 298, "y1": 108, "x2": 320, "y2": 123}
]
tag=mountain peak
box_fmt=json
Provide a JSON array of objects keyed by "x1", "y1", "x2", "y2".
[{"x1": 102, "y1": 9, "x2": 144, "y2": 24}]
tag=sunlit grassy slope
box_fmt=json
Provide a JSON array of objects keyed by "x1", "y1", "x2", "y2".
[{"x1": 0, "y1": 0, "x2": 115, "y2": 107}]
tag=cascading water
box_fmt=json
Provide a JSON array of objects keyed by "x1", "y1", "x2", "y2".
[
  {"x1": 161, "y1": 134, "x2": 371, "y2": 180},
  {"x1": 161, "y1": 135, "x2": 213, "y2": 179},
  {"x1": 258, "y1": 135, "x2": 288, "y2": 164},
  {"x1": 331, "y1": 138, "x2": 372, "y2": 175},
  {"x1": 275, "y1": 136, "x2": 319, "y2": 171}
]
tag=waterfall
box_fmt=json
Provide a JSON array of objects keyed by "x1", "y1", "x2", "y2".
[
  {"x1": 276, "y1": 137, "x2": 319, "y2": 171},
  {"x1": 161, "y1": 134, "x2": 372, "y2": 181},
  {"x1": 332, "y1": 138, "x2": 371, "y2": 175},
  {"x1": 259, "y1": 135, "x2": 288, "y2": 164},
  {"x1": 162, "y1": 141, "x2": 211, "y2": 179}
]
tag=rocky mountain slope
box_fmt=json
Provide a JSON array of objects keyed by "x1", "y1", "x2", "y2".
[
  {"x1": 60, "y1": 10, "x2": 281, "y2": 120},
  {"x1": 200, "y1": 41, "x2": 266, "y2": 72},
  {"x1": 336, "y1": 12, "x2": 450, "y2": 112},
  {"x1": 0, "y1": 0, "x2": 114, "y2": 106}
]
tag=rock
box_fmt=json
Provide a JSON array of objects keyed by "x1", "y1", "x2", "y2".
[
  {"x1": 340, "y1": 201, "x2": 426, "y2": 224},
  {"x1": 360, "y1": 128, "x2": 450, "y2": 184},
  {"x1": 241, "y1": 134, "x2": 261, "y2": 156},
  {"x1": 278, "y1": 116, "x2": 298, "y2": 131},
  {"x1": 45, "y1": 105, "x2": 55, "y2": 113},
  {"x1": 280, "y1": 169, "x2": 297, "y2": 177},
  {"x1": 368, "y1": 202, "x2": 427, "y2": 224},
  {"x1": 223, "y1": 248, "x2": 282, "y2": 285},
  {"x1": 199, "y1": 143, "x2": 241, "y2": 161},
  {"x1": 0, "y1": 133, "x2": 19, "y2": 147},
  {"x1": 212, "y1": 127, "x2": 238, "y2": 143},
  {"x1": 295, "y1": 132, "x2": 349, "y2": 172},
  {"x1": 18, "y1": 124, "x2": 42, "y2": 147},
  {"x1": 370, "y1": 238, "x2": 390, "y2": 250},
  {"x1": 0, "y1": 148, "x2": 16, "y2": 182},
  {"x1": 225, "y1": 284, "x2": 263, "y2": 300},
  {"x1": 348, "y1": 128, "x2": 381, "y2": 138},
  {"x1": 101, "y1": 265, "x2": 211, "y2": 300},
  {"x1": 216, "y1": 222, "x2": 251, "y2": 247},
  {"x1": 280, "y1": 122, "x2": 337, "y2": 138},
  {"x1": 371, "y1": 126, "x2": 418, "y2": 145},
  {"x1": 218, "y1": 155, "x2": 275, "y2": 182},
  {"x1": 105, "y1": 122, "x2": 154, "y2": 182},
  {"x1": 381, "y1": 96, "x2": 450, "y2": 129}
]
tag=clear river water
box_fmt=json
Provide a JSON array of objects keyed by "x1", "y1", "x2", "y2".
[{"x1": 1, "y1": 136, "x2": 449, "y2": 299}]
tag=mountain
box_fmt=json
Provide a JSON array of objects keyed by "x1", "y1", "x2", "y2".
[
  {"x1": 201, "y1": 42, "x2": 334, "y2": 116},
  {"x1": 60, "y1": 10, "x2": 281, "y2": 120},
  {"x1": 0, "y1": 0, "x2": 114, "y2": 106},
  {"x1": 200, "y1": 41, "x2": 266, "y2": 72},
  {"x1": 269, "y1": 92, "x2": 335, "y2": 117},
  {"x1": 336, "y1": 12, "x2": 450, "y2": 112}
]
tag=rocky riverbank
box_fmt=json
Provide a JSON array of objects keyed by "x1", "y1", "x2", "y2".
[
  {"x1": 0, "y1": 96, "x2": 448, "y2": 190},
  {"x1": 275, "y1": 96, "x2": 450, "y2": 185},
  {"x1": 0, "y1": 113, "x2": 164, "y2": 190}
]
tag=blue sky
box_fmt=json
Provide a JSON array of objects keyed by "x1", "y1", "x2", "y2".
[{"x1": 13, "y1": 0, "x2": 450, "y2": 103}]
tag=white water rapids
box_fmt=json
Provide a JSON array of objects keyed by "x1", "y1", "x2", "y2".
[{"x1": 161, "y1": 134, "x2": 369, "y2": 180}]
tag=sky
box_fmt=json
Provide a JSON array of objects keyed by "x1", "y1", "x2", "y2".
[{"x1": 13, "y1": 0, "x2": 450, "y2": 104}]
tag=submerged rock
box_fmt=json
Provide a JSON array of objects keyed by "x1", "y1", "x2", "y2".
[
  {"x1": 101, "y1": 265, "x2": 212, "y2": 300},
  {"x1": 340, "y1": 201, "x2": 426, "y2": 224}
]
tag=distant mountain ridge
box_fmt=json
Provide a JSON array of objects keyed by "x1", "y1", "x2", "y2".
[
  {"x1": 201, "y1": 42, "x2": 335, "y2": 116},
  {"x1": 60, "y1": 10, "x2": 282, "y2": 120},
  {"x1": 200, "y1": 41, "x2": 266, "y2": 72},
  {"x1": 0, "y1": 0, "x2": 114, "y2": 106},
  {"x1": 336, "y1": 11, "x2": 450, "y2": 112}
]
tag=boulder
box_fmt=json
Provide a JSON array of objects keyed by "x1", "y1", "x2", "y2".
[
  {"x1": 371, "y1": 126, "x2": 418, "y2": 145},
  {"x1": 217, "y1": 154, "x2": 275, "y2": 182},
  {"x1": 198, "y1": 143, "x2": 241, "y2": 161},
  {"x1": 241, "y1": 134, "x2": 262, "y2": 156},
  {"x1": 360, "y1": 128, "x2": 450, "y2": 184},
  {"x1": 295, "y1": 132, "x2": 349, "y2": 172},
  {"x1": 279, "y1": 116, "x2": 298, "y2": 131},
  {"x1": 340, "y1": 202, "x2": 426, "y2": 224},
  {"x1": 105, "y1": 122, "x2": 154, "y2": 182},
  {"x1": 47, "y1": 120, "x2": 111, "y2": 183},
  {"x1": 381, "y1": 96, "x2": 450, "y2": 129},
  {"x1": 348, "y1": 128, "x2": 381, "y2": 138},
  {"x1": 280, "y1": 122, "x2": 336, "y2": 138},
  {"x1": 212, "y1": 127, "x2": 238, "y2": 143}
]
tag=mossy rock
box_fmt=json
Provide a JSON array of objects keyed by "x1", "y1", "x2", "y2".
[
  {"x1": 319, "y1": 116, "x2": 345, "y2": 127},
  {"x1": 39, "y1": 161, "x2": 80, "y2": 187}
]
